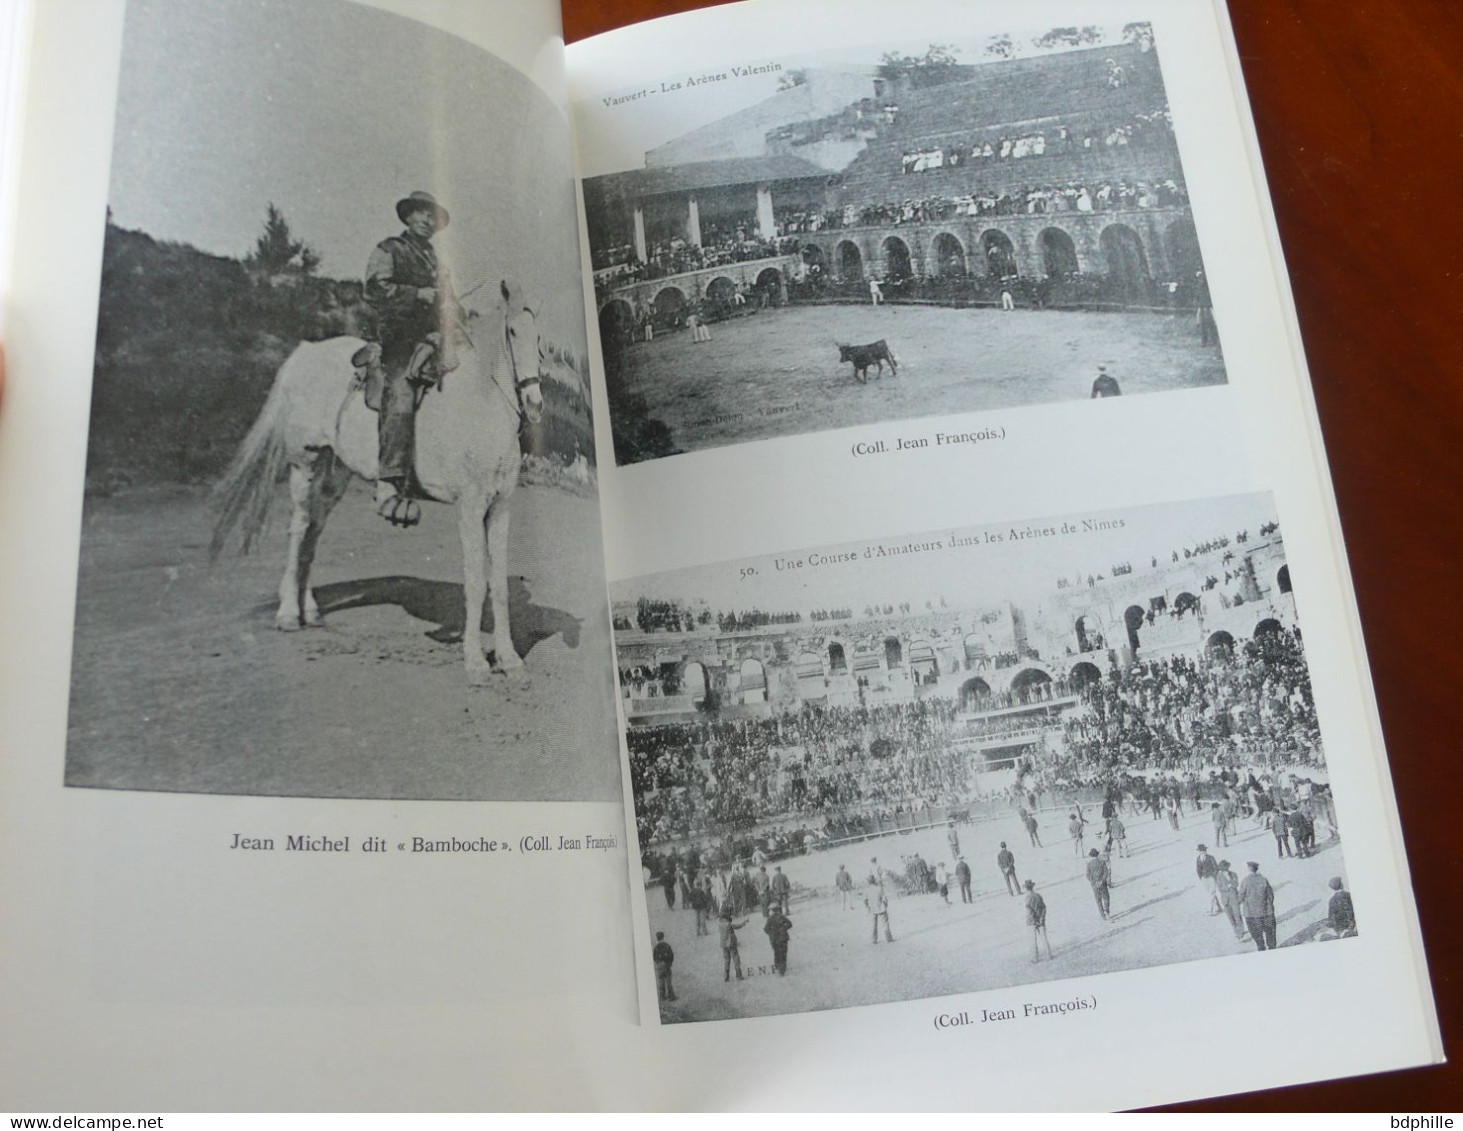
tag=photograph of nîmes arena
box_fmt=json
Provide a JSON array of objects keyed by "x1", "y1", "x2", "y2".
[{"x1": 583, "y1": 24, "x2": 1226, "y2": 465}]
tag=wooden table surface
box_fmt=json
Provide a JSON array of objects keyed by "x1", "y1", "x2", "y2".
[{"x1": 561, "y1": 0, "x2": 1463, "y2": 1111}]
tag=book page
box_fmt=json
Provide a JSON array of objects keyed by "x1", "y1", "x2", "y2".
[
  {"x1": 0, "y1": 0, "x2": 640, "y2": 1111},
  {"x1": 567, "y1": 0, "x2": 1441, "y2": 1109}
]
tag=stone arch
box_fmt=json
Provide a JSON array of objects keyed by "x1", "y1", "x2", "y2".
[
  {"x1": 738, "y1": 658, "x2": 767, "y2": 704},
  {"x1": 1174, "y1": 591, "x2": 1200, "y2": 617},
  {"x1": 1068, "y1": 661, "x2": 1102, "y2": 690},
  {"x1": 597, "y1": 298, "x2": 636, "y2": 350},
  {"x1": 704, "y1": 275, "x2": 737, "y2": 305},
  {"x1": 963, "y1": 633, "x2": 987, "y2": 665},
  {"x1": 1124, "y1": 604, "x2": 1146, "y2": 652},
  {"x1": 1100, "y1": 224, "x2": 1153, "y2": 302},
  {"x1": 1074, "y1": 612, "x2": 1105, "y2": 653},
  {"x1": 930, "y1": 231, "x2": 967, "y2": 277},
  {"x1": 1164, "y1": 216, "x2": 1203, "y2": 283},
  {"x1": 960, "y1": 677, "x2": 992, "y2": 711},
  {"x1": 1277, "y1": 564, "x2": 1292, "y2": 595},
  {"x1": 837, "y1": 240, "x2": 864, "y2": 281},
  {"x1": 1254, "y1": 618, "x2": 1284, "y2": 638},
  {"x1": 756, "y1": 267, "x2": 783, "y2": 291},
  {"x1": 801, "y1": 244, "x2": 826, "y2": 270},
  {"x1": 980, "y1": 229, "x2": 1017, "y2": 278},
  {"x1": 652, "y1": 285, "x2": 687, "y2": 317},
  {"x1": 1009, "y1": 667, "x2": 1052, "y2": 699},
  {"x1": 1038, "y1": 227, "x2": 1079, "y2": 277},
  {"x1": 1205, "y1": 631, "x2": 1235, "y2": 657},
  {"x1": 883, "y1": 635, "x2": 904, "y2": 668},
  {"x1": 682, "y1": 661, "x2": 709, "y2": 704},
  {"x1": 908, "y1": 640, "x2": 940, "y2": 681},
  {"x1": 827, "y1": 641, "x2": 848, "y2": 673},
  {"x1": 881, "y1": 236, "x2": 912, "y2": 281}
]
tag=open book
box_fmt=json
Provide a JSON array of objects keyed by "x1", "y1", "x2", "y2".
[{"x1": 0, "y1": 0, "x2": 1443, "y2": 1111}]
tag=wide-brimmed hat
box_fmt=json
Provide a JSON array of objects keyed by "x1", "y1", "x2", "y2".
[{"x1": 396, "y1": 191, "x2": 449, "y2": 228}]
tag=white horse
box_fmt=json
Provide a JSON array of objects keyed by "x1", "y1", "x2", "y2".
[{"x1": 211, "y1": 280, "x2": 545, "y2": 685}]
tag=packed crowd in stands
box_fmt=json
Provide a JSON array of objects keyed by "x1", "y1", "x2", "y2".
[
  {"x1": 898, "y1": 107, "x2": 1174, "y2": 175},
  {"x1": 591, "y1": 231, "x2": 802, "y2": 283},
  {"x1": 627, "y1": 616, "x2": 1319, "y2": 848},
  {"x1": 1060, "y1": 628, "x2": 1318, "y2": 773},
  {"x1": 629, "y1": 698, "x2": 974, "y2": 843}
]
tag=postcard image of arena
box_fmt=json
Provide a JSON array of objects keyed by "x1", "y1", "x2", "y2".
[
  {"x1": 582, "y1": 23, "x2": 1227, "y2": 467},
  {"x1": 613, "y1": 494, "x2": 1354, "y2": 1023}
]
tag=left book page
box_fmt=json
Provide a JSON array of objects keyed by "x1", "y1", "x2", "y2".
[{"x1": 0, "y1": 0, "x2": 640, "y2": 1111}]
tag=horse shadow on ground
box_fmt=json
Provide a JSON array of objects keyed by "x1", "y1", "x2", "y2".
[{"x1": 312, "y1": 574, "x2": 581, "y2": 659}]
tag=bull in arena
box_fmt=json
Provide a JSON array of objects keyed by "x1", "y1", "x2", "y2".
[{"x1": 838, "y1": 340, "x2": 899, "y2": 384}]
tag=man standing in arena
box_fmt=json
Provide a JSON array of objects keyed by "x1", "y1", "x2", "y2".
[
  {"x1": 955, "y1": 857, "x2": 973, "y2": 903},
  {"x1": 717, "y1": 909, "x2": 749, "y2": 981},
  {"x1": 835, "y1": 864, "x2": 856, "y2": 910},
  {"x1": 1239, "y1": 862, "x2": 1278, "y2": 951},
  {"x1": 867, "y1": 883, "x2": 895, "y2": 943},
  {"x1": 1196, "y1": 844, "x2": 1221, "y2": 915},
  {"x1": 652, "y1": 931, "x2": 677, "y2": 1002},
  {"x1": 764, "y1": 903, "x2": 793, "y2": 974},
  {"x1": 1215, "y1": 860, "x2": 1247, "y2": 941},
  {"x1": 1024, "y1": 880, "x2": 1052, "y2": 961},
  {"x1": 1085, "y1": 848, "x2": 1111, "y2": 920},
  {"x1": 997, "y1": 841, "x2": 1021, "y2": 895},
  {"x1": 770, "y1": 865, "x2": 791, "y2": 915}
]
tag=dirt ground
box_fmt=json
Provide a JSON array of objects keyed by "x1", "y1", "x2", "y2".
[
  {"x1": 612, "y1": 304, "x2": 1227, "y2": 463},
  {"x1": 64, "y1": 481, "x2": 623, "y2": 802},
  {"x1": 647, "y1": 801, "x2": 1350, "y2": 1023}
]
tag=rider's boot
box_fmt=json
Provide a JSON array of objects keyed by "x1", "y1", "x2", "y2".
[{"x1": 375, "y1": 477, "x2": 420, "y2": 527}]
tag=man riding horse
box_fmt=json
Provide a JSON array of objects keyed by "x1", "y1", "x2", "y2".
[{"x1": 365, "y1": 190, "x2": 463, "y2": 526}]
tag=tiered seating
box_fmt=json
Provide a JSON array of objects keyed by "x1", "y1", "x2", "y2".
[{"x1": 830, "y1": 43, "x2": 1182, "y2": 212}]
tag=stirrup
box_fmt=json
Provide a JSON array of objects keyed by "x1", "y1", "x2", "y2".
[{"x1": 376, "y1": 493, "x2": 420, "y2": 528}]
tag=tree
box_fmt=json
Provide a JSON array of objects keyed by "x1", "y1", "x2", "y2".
[
  {"x1": 776, "y1": 68, "x2": 807, "y2": 91},
  {"x1": 249, "y1": 202, "x2": 320, "y2": 276},
  {"x1": 1122, "y1": 22, "x2": 1154, "y2": 46},
  {"x1": 1031, "y1": 26, "x2": 1103, "y2": 50},
  {"x1": 984, "y1": 34, "x2": 1015, "y2": 59},
  {"x1": 877, "y1": 44, "x2": 963, "y2": 90}
]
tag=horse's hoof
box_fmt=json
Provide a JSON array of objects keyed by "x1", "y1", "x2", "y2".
[
  {"x1": 465, "y1": 663, "x2": 494, "y2": 688},
  {"x1": 276, "y1": 616, "x2": 305, "y2": 633}
]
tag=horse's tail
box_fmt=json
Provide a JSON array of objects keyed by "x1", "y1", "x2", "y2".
[{"x1": 209, "y1": 370, "x2": 292, "y2": 560}]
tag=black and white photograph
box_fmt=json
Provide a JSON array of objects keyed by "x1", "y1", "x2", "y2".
[
  {"x1": 64, "y1": 0, "x2": 622, "y2": 801},
  {"x1": 582, "y1": 24, "x2": 1226, "y2": 466},
  {"x1": 613, "y1": 495, "x2": 1352, "y2": 1023}
]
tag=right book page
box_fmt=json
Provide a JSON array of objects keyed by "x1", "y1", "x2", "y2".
[{"x1": 567, "y1": 0, "x2": 1441, "y2": 1109}]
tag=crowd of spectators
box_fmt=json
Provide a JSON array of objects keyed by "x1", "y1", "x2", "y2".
[
  {"x1": 629, "y1": 698, "x2": 975, "y2": 843},
  {"x1": 591, "y1": 230, "x2": 801, "y2": 285},
  {"x1": 898, "y1": 107, "x2": 1174, "y2": 176},
  {"x1": 1060, "y1": 628, "x2": 1319, "y2": 774}
]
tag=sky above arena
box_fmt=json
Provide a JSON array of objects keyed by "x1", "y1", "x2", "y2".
[
  {"x1": 614, "y1": 493, "x2": 1279, "y2": 615},
  {"x1": 104, "y1": 0, "x2": 587, "y2": 347},
  {"x1": 574, "y1": 21, "x2": 1149, "y2": 178}
]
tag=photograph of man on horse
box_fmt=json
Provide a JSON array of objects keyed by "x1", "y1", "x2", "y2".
[{"x1": 364, "y1": 190, "x2": 463, "y2": 527}]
